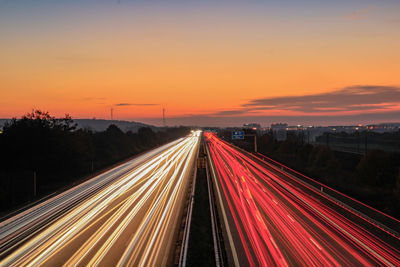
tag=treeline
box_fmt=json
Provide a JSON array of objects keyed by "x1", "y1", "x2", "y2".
[
  {"x1": 0, "y1": 110, "x2": 189, "y2": 213},
  {"x1": 315, "y1": 130, "x2": 400, "y2": 153},
  {"x1": 220, "y1": 129, "x2": 400, "y2": 218},
  {"x1": 316, "y1": 130, "x2": 400, "y2": 145}
]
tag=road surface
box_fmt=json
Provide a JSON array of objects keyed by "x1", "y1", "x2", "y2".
[
  {"x1": 205, "y1": 132, "x2": 400, "y2": 266},
  {"x1": 0, "y1": 132, "x2": 200, "y2": 266}
]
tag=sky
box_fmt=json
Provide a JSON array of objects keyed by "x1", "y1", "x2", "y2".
[{"x1": 1, "y1": 0, "x2": 400, "y2": 127}]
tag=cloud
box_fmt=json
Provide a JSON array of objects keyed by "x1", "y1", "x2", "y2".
[
  {"x1": 134, "y1": 85, "x2": 400, "y2": 127},
  {"x1": 82, "y1": 97, "x2": 105, "y2": 101},
  {"x1": 146, "y1": 85, "x2": 400, "y2": 127},
  {"x1": 114, "y1": 103, "x2": 159, "y2": 106},
  {"x1": 243, "y1": 85, "x2": 400, "y2": 114},
  {"x1": 136, "y1": 110, "x2": 400, "y2": 127},
  {"x1": 344, "y1": 6, "x2": 375, "y2": 21},
  {"x1": 213, "y1": 109, "x2": 249, "y2": 116}
]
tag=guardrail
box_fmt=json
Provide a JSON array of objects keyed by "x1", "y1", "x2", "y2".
[
  {"x1": 216, "y1": 136, "x2": 400, "y2": 239},
  {"x1": 254, "y1": 152, "x2": 400, "y2": 237},
  {"x1": 178, "y1": 143, "x2": 200, "y2": 267},
  {"x1": 178, "y1": 163, "x2": 197, "y2": 267},
  {"x1": 206, "y1": 161, "x2": 223, "y2": 267},
  {"x1": 205, "y1": 142, "x2": 239, "y2": 267}
]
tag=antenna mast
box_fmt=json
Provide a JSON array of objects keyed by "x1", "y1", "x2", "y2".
[{"x1": 162, "y1": 108, "x2": 166, "y2": 127}]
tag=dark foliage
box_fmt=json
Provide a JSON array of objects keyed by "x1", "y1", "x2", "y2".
[
  {"x1": 187, "y1": 157, "x2": 215, "y2": 266},
  {"x1": 0, "y1": 110, "x2": 189, "y2": 213},
  {"x1": 356, "y1": 150, "x2": 393, "y2": 186},
  {"x1": 315, "y1": 130, "x2": 400, "y2": 153}
]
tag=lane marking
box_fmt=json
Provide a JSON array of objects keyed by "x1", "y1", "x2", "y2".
[
  {"x1": 207, "y1": 145, "x2": 241, "y2": 267},
  {"x1": 309, "y1": 238, "x2": 322, "y2": 251}
]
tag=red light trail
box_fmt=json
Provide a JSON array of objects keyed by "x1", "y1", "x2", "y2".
[{"x1": 205, "y1": 132, "x2": 400, "y2": 266}]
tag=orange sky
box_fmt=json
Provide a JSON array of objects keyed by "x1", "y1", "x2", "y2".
[{"x1": 1, "y1": 1, "x2": 400, "y2": 126}]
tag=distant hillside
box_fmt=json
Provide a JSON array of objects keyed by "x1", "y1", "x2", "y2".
[
  {"x1": 0, "y1": 118, "x2": 155, "y2": 133},
  {"x1": 74, "y1": 119, "x2": 156, "y2": 132}
]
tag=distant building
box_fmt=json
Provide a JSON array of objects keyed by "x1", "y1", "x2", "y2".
[
  {"x1": 286, "y1": 125, "x2": 306, "y2": 132},
  {"x1": 243, "y1": 123, "x2": 261, "y2": 130},
  {"x1": 365, "y1": 123, "x2": 400, "y2": 133},
  {"x1": 265, "y1": 122, "x2": 400, "y2": 143},
  {"x1": 271, "y1": 123, "x2": 288, "y2": 141}
]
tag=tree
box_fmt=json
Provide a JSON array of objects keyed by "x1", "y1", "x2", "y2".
[
  {"x1": 277, "y1": 139, "x2": 295, "y2": 156},
  {"x1": 0, "y1": 110, "x2": 189, "y2": 213},
  {"x1": 258, "y1": 134, "x2": 275, "y2": 153},
  {"x1": 356, "y1": 150, "x2": 391, "y2": 187},
  {"x1": 138, "y1": 127, "x2": 157, "y2": 147},
  {"x1": 309, "y1": 146, "x2": 340, "y2": 177},
  {"x1": 297, "y1": 144, "x2": 313, "y2": 165},
  {"x1": 395, "y1": 169, "x2": 400, "y2": 199},
  {"x1": 4, "y1": 110, "x2": 77, "y2": 132}
]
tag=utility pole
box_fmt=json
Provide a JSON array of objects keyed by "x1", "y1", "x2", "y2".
[
  {"x1": 162, "y1": 108, "x2": 166, "y2": 127},
  {"x1": 365, "y1": 132, "x2": 368, "y2": 154},
  {"x1": 110, "y1": 108, "x2": 114, "y2": 120}
]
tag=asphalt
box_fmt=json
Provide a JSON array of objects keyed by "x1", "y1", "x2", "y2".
[
  {"x1": 0, "y1": 133, "x2": 200, "y2": 266},
  {"x1": 205, "y1": 132, "x2": 400, "y2": 266}
]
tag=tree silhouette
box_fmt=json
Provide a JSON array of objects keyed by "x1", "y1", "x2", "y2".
[
  {"x1": 356, "y1": 150, "x2": 392, "y2": 186},
  {"x1": 0, "y1": 110, "x2": 189, "y2": 213}
]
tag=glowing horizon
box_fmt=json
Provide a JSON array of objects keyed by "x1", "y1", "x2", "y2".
[{"x1": 1, "y1": 0, "x2": 400, "y2": 126}]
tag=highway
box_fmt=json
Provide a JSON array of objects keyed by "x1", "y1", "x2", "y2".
[
  {"x1": 0, "y1": 131, "x2": 200, "y2": 266},
  {"x1": 205, "y1": 132, "x2": 400, "y2": 266}
]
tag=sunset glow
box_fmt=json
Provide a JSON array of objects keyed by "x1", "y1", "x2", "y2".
[{"x1": 1, "y1": 0, "x2": 400, "y2": 126}]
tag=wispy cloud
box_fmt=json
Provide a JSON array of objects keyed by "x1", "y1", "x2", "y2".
[
  {"x1": 344, "y1": 6, "x2": 375, "y2": 21},
  {"x1": 213, "y1": 109, "x2": 249, "y2": 116},
  {"x1": 138, "y1": 110, "x2": 400, "y2": 127},
  {"x1": 242, "y1": 85, "x2": 400, "y2": 114},
  {"x1": 114, "y1": 103, "x2": 159, "y2": 106},
  {"x1": 82, "y1": 97, "x2": 105, "y2": 101},
  {"x1": 138, "y1": 85, "x2": 400, "y2": 127}
]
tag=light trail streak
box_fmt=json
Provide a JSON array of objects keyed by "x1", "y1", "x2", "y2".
[
  {"x1": 205, "y1": 132, "x2": 400, "y2": 266},
  {"x1": 0, "y1": 131, "x2": 200, "y2": 266}
]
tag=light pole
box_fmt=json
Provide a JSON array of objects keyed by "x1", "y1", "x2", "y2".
[{"x1": 245, "y1": 134, "x2": 257, "y2": 153}]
